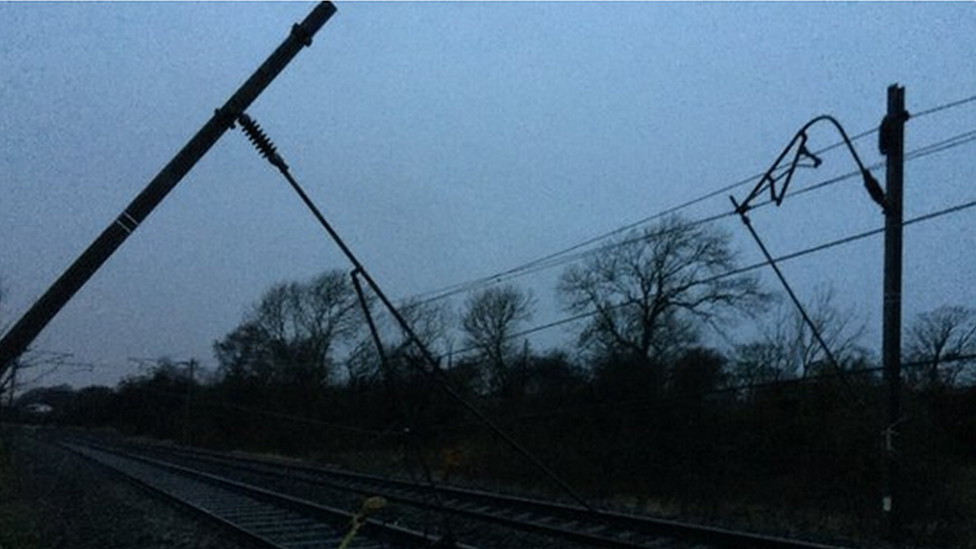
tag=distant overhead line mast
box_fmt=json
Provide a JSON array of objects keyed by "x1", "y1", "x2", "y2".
[{"x1": 0, "y1": 2, "x2": 338, "y2": 378}]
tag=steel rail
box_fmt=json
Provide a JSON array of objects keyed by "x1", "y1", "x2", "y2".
[
  {"x1": 80, "y1": 433, "x2": 857, "y2": 549},
  {"x1": 59, "y1": 438, "x2": 477, "y2": 549}
]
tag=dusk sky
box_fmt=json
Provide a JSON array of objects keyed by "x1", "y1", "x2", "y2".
[{"x1": 2, "y1": 2, "x2": 975, "y2": 390}]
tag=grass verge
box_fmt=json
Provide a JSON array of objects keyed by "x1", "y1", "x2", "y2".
[{"x1": 0, "y1": 433, "x2": 43, "y2": 549}]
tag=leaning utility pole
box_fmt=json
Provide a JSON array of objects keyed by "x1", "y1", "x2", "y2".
[
  {"x1": 881, "y1": 83, "x2": 907, "y2": 542},
  {"x1": 0, "y1": 3, "x2": 337, "y2": 378}
]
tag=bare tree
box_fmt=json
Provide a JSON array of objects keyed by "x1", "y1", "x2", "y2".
[
  {"x1": 344, "y1": 297, "x2": 454, "y2": 387},
  {"x1": 292, "y1": 271, "x2": 362, "y2": 367},
  {"x1": 905, "y1": 305, "x2": 976, "y2": 388},
  {"x1": 214, "y1": 319, "x2": 276, "y2": 384},
  {"x1": 558, "y1": 215, "x2": 765, "y2": 366},
  {"x1": 217, "y1": 269, "x2": 362, "y2": 388},
  {"x1": 251, "y1": 282, "x2": 294, "y2": 346},
  {"x1": 461, "y1": 284, "x2": 534, "y2": 394},
  {"x1": 396, "y1": 298, "x2": 456, "y2": 361},
  {"x1": 729, "y1": 341, "x2": 793, "y2": 390},
  {"x1": 730, "y1": 285, "x2": 867, "y2": 390},
  {"x1": 774, "y1": 285, "x2": 867, "y2": 378}
]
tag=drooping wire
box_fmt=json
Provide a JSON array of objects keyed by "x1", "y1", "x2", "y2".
[
  {"x1": 784, "y1": 126, "x2": 976, "y2": 203},
  {"x1": 240, "y1": 114, "x2": 467, "y2": 531},
  {"x1": 236, "y1": 112, "x2": 596, "y2": 514},
  {"x1": 729, "y1": 196, "x2": 858, "y2": 403},
  {"x1": 232, "y1": 109, "x2": 976, "y2": 482}
]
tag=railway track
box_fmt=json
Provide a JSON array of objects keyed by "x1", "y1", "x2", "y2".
[
  {"x1": 61, "y1": 440, "x2": 474, "y2": 549},
  {"x1": 59, "y1": 432, "x2": 855, "y2": 549}
]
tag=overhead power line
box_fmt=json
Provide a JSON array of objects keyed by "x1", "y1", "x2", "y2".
[
  {"x1": 441, "y1": 195, "x2": 976, "y2": 359},
  {"x1": 790, "y1": 128, "x2": 976, "y2": 201},
  {"x1": 407, "y1": 93, "x2": 975, "y2": 306},
  {"x1": 413, "y1": 124, "x2": 976, "y2": 307},
  {"x1": 408, "y1": 128, "x2": 879, "y2": 305},
  {"x1": 911, "y1": 93, "x2": 976, "y2": 120}
]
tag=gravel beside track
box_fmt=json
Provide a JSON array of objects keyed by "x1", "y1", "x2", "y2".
[
  {"x1": 106, "y1": 444, "x2": 598, "y2": 549},
  {"x1": 85, "y1": 435, "x2": 796, "y2": 549},
  {"x1": 1, "y1": 427, "x2": 254, "y2": 549},
  {"x1": 14, "y1": 428, "x2": 866, "y2": 549}
]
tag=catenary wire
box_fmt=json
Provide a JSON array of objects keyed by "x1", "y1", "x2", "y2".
[
  {"x1": 911, "y1": 93, "x2": 976, "y2": 120},
  {"x1": 406, "y1": 93, "x2": 975, "y2": 306},
  {"x1": 413, "y1": 124, "x2": 976, "y2": 307},
  {"x1": 791, "y1": 129, "x2": 976, "y2": 202},
  {"x1": 407, "y1": 127, "x2": 881, "y2": 304},
  {"x1": 439, "y1": 195, "x2": 976, "y2": 360}
]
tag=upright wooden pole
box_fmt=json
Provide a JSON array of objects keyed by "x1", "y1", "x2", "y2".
[{"x1": 881, "y1": 83, "x2": 907, "y2": 543}]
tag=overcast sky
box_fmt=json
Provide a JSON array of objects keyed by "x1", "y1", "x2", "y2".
[{"x1": 2, "y1": 2, "x2": 975, "y2": 390}]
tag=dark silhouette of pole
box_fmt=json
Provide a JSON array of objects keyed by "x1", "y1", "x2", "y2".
[
  {"x1": 881, "y1": 83, "x2": 908, "y2": 542},
  {"x1": 0, "y1": 2, "x2": 337, "y2": 378}
]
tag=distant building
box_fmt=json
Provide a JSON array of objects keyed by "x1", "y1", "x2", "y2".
[{"x1": 25, "y1": 402, "x2": 53, "y2": 416}]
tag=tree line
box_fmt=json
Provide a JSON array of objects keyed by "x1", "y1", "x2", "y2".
[{"x1": 8, "y1": 214, "x2": 976, "y2": 546}]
